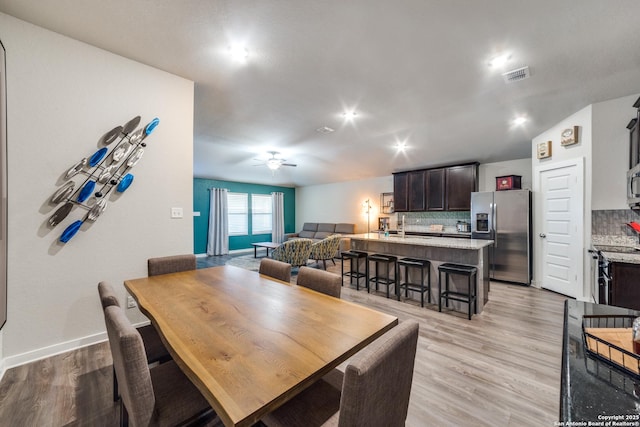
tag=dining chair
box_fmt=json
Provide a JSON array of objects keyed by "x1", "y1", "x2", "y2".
[
  {"x1": 261, "y1": 320, "x2": 419, "y2": 427},
  {"x1": 98, "y1": 281, "x2": 172, "y2": 402},
  {"x1": 259, "y1": 258, "x2": 292, "y2": 282},
  {"x1": 296, "y1": 266, "x2": 341, "y2": 298},
  {"x1": 147, "y1": 254, "x2": 197, "y2": 276},
  {"x1": 103, "y1": 304, "x2": 216, "y2": 427}
]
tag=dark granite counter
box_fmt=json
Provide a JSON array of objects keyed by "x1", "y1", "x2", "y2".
[{"x1": 561, "y1": 300, "x2": 640, "y2": 424}]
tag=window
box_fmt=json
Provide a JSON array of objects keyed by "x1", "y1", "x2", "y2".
[
  {"x1": 227, "y1": 192, "x2": 248, "y2": 236},
  {"x1": 251, "y1": 194, "x2": 272, "y2": 235}
]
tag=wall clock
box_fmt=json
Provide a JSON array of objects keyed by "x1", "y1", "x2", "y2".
[{"x1": 561, "y1": 126, "x2": 579, "y2": 146}]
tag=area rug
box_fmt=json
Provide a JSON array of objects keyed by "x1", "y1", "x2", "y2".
[
  {"x1": 225, "y1": 254, "x2": 262, "y2": 272},
  {"x1": 226, "y1": 255, "x2": 321, "y2": 274}
]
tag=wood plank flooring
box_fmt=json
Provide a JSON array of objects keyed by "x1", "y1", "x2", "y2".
[{"x1": 0, "y1": 258, "x2": 567, "y2": 426}]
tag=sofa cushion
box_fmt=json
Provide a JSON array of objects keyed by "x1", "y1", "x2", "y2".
[
  {"x1": 302, "y1": 223, "x2": 318, "y2": 232},
  {"x1": 317, "y1": 223, "x2": 336, "y2": 233},
  {"x1": 335, "y1": 223, "x2": 355, "y2": 234},
  {"x1": 298, "y1": 230, "x2": 316, "y2": 238},
  {"x1": 314, "y1": 231, "x2": 334, "y2": 239}
]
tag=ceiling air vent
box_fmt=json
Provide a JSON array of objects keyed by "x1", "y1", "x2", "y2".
[
  {"x1": 316, "y1": 126, "x2": 335, "y2": 134},
  {"x1": 502, "y1": 66, "x2": 531, "y2": 83}
]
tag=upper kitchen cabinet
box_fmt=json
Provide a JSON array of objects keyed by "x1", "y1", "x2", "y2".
[
  {"x1": 408, "y1": 170, "x2": 426, "y2": 211},
  {"x1": 445, "y1": 163, "x2": 478, "y2": 211},
  {"x1": 426, "y1": 168, "x2": 445, "y2": 211},
  {"x1": 393, "y1": 162, "x2": 478, "y2": 212},
  {"x1": 393, "y1": 172, "x2": 409, "y2": 211}
]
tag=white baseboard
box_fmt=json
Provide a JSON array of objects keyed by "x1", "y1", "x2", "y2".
[
  {"x1": 2, "y1": 320, "x2": 150, "y2": 371},
  {"x1": 4, "y1": 331, "x2": 108, "y2": 370}
]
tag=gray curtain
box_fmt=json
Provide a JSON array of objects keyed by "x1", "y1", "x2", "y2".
[
  {"x1": 272, "y1": 192, "x2": 285, "y2": 243},
  {"x1": 207, "y1": 188, "x2": 229, "y2": 255}
]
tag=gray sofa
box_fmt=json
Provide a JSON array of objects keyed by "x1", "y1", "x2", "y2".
[{"x1": 285, "y1": 222, "x2": 355, "y2": 252}]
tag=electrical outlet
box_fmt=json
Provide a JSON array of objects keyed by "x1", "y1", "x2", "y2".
[
  {"x1": 171, "y1": 207, "x2": 183, "y2": 218},
  {"x1": 126, "y1": 295, "x2": 137, "y2": 309}
]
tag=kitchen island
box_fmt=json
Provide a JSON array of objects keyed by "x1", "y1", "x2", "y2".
[{"x1": 348, "y1": 233, "x2": 493, "y2": 314}]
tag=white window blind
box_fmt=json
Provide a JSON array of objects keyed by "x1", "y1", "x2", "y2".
[
  {"x1": 251, "y1": 194, "x2": 272, "y2": 235},
  {"x1": 227, "y1": 193, "x2": 248, "y2": 236}
]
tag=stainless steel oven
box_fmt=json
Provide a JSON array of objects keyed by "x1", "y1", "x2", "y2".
[{"x1": 627, "y1": 163, "x2": 640, "y2": 208}]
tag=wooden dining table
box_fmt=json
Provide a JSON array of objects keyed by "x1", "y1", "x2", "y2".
[{"x1": 124, "y1": 265, "x2": 398, "y2": 427}]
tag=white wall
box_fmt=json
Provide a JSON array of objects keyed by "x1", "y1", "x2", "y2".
[
  {"x1": 592, "y1": 93, "x2": 639, "y2": 210},
  {"x1": 0, "y1": 13, "x2": 194, "y2": 368},
  {"x1": 478, "y1": 158, "x2": 532, "y2": 192},
  {"x1": 296, "y1": 176, "x2": 393, "y2": 233},
  {"x1": 531, "y1": 105, "x2": 592, "y2": 298}
]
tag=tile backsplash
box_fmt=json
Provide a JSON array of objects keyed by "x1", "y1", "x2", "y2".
[
  {"x1": 591, "y1": 209, "x2": 640, "y2": 236},
  {"x1": 393, "y1": 211, "x2": 471, "y2": 233}
]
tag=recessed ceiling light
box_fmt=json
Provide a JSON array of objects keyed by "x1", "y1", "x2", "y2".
[
  {"x1": 512, "y1": 116, "x2": 527, "y2": 126},
  {"x1": 395, "y1": 141, "x2": 407, "y2": 151},
  {"x1": 488, "y1": 53, "x2": 511, "y2": 68},
  {"x1": 343, "y1": 111, "x2": 357, "y2": 121},
  {"x1": 228, "y1": 44, "x2": 249, "y2": 62}
]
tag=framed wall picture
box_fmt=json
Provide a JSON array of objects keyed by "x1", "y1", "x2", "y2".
[
  {"x1": 561, "y1": 126, "x2": 579, "y2": 146},
  {"x1": 537, "y1": 140, "x2": 552, "y2": 159}
]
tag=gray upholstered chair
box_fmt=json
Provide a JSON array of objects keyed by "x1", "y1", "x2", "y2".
[
  {"x1": 98, "y1": 281, "x2": 172, "y2": 402},
  {"x1": 259, "y1": 258, "x2": 292, "y2": 282},
  {"x1": 147, "y1": 254, "x2": 197, "y2": 276},
  {"x1": 309, "y1": 235, "x2": 343, "y2": 270},
  {"x1": 103, "y1": 304, "x2": 215, "y2": 427},
  {"x1": 262, "y1": 320, "x2": 419, "y2": 427},
  {"x1": 296, "y1": 266, "x2": 341, "y2": 298}
]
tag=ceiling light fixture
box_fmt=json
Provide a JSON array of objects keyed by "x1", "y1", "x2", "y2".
[
  {"x1": 343, "y1": 111, "x2": 357, "y2": 121},
  {"x1": 488, "y1": 53, "x2": 511, "y2": 68},
  {"x1": 512, "y1": 116, "x2": 527, "y2": 126},
  {"x1": 228, "y1": 44, "x2": 249, "y2": 62},
  {"x1": 266, "y1": 159, "x2": 281, "y2": 170},
  {"x1": 395, "y1": 141, "x2": 407, "y2": 151}
]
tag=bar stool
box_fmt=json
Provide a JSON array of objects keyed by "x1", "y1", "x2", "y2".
[
  {"x1": 341, "y1": 250, "x2": 369, "y2": 291},
  {"x1": 397, "y1": 257, "x2": 432, "y2": 307},
  {"x1": 438, "y1": 263, "x2": 477, "y2": 320},
  {"x1": 368, "y1": 254, "x2": 398, "y2": 299}
]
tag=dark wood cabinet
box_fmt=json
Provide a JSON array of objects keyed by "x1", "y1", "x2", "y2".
[
  {"x1": 408, "y1": 171, "x2": 425, "y2": 211},
  {"x1": 393, "y1": 162, "x2": 478, "y2": 212},
  {"x1": 393, "y1": 172, "x2": 409, "y2": 212},
  {"x1": 610, "y1": 262, "x2": 640, "y2": 311},
  {"x1": 445, "y1": 164, "x2": 477, "y2": 211},
  {"x1": 425, "y1": 168, "x2": 445, "y2": 211}
]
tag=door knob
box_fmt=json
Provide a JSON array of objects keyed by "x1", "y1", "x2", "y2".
[{"x1": 539, "y1": 233, "x2": 546, "y2": 238}]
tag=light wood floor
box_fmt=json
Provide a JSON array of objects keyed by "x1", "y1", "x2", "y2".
[{"x1": 0, "y1": 260, "x2": 567, "y2": 426}]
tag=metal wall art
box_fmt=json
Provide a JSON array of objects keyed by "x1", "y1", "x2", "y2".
[{"x1": 48, "y1": 115, "x2": 159, "y2": 243}]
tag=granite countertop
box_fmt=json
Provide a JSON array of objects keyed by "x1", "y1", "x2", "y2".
[
  {"x1": 592, "y1": 244, "x2": 640, "y2": 264},
  {"x1": 561, "y1": 300, "x2": 640, "y2": 423},
  {"x1": 347, "y1": 233, "x2": 493, "y2": 250}
]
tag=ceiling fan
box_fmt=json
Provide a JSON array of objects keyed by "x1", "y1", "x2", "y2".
[{"x1": 255, "y1": 151, "x2": 297, "y2": 171}]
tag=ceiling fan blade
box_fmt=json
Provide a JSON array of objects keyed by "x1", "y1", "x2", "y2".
[{"x1": 281, "y1": 163, "x2": 297, "y2": 167}]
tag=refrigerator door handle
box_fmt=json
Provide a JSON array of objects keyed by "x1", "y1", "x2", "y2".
[{"x1": 493, "y1": 203, "x2": 497, "y2": 247}]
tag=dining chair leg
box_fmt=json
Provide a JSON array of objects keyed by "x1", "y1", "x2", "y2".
[{"x1": 113, "y1": 366, "x2": 119, "y2": 402}]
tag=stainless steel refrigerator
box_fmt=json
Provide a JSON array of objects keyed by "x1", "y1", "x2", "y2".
[{"x1": 471, "y1": 190, "x2": 532, "y2": 285}]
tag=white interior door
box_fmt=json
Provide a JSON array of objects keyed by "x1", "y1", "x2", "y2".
[{"x1": 539, "y1": 161, "x2": 583, "y2": 297}]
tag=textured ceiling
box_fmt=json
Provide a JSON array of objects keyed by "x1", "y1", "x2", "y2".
[{"x1": 1, "y1": 0, "x2": 639, "y2": 186}]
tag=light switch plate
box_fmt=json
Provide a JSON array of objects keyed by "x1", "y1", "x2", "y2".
[{"x1": 171, "y1": 207, "x2": 183, "y2": 218}]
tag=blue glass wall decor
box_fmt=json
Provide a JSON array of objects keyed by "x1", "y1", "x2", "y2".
[{"x1": 48, "y1": 115, "x2": 159, "y2": 243}]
